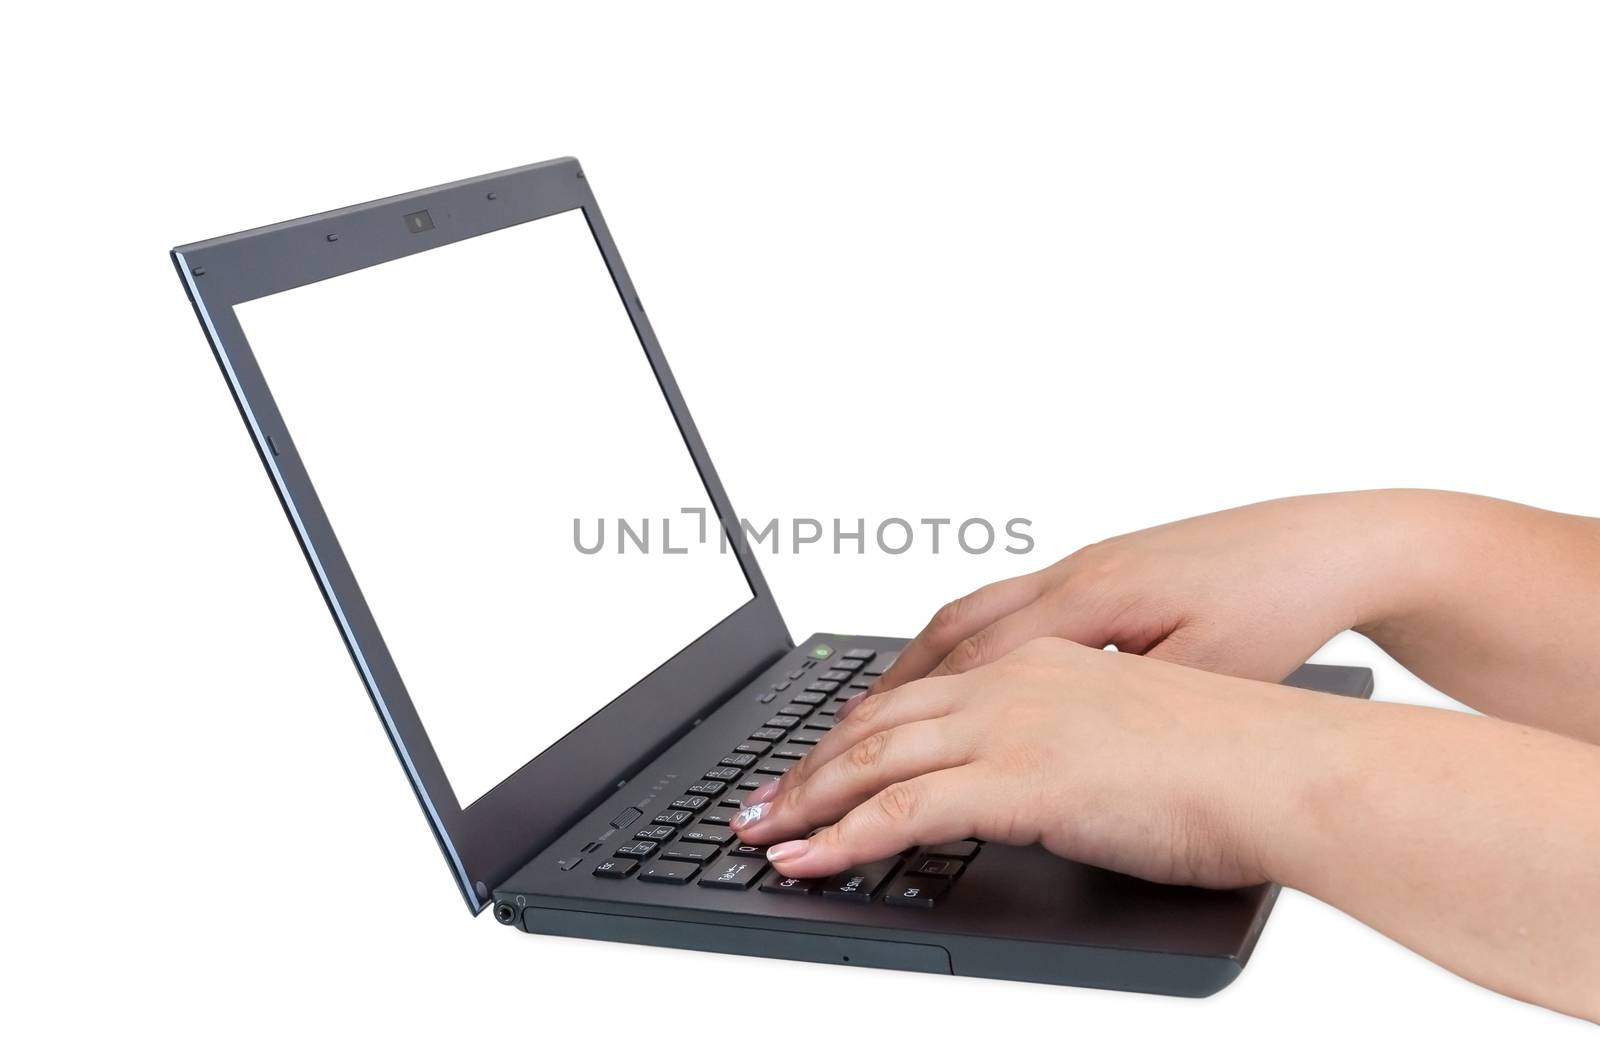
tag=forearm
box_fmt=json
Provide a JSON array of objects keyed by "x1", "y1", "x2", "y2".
[
  {"x1": 1259, "y1": 689, "x2": 1600, "y2": 1021},
  {"x1": 1352, "y1": 490, "x2": 1600, "y2": 740}
]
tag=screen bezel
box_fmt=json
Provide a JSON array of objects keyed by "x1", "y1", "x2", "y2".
[{"x1": 173, "y1": 159, "x2": 791, "y2": 912}]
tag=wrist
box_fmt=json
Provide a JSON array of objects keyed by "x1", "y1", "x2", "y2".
[
  {"x1": 1238, "y1": 684, "x2": 1379, "y2": 890},
  {"x1": 1337, "y1": 489, "x2": 1480, "y2": 637}
]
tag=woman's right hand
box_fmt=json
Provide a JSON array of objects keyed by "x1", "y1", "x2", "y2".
[{"x1": 866, "y1": 489, "x2": 1455, "y2": 698}]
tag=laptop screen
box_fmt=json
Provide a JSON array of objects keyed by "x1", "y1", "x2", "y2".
[{"x1": 233, "y1": 207, "x2": 755, "y2": 808}]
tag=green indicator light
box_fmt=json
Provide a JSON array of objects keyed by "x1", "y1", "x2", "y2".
[{"x1": 811, "y1": 644, "x2": 833, "y2": 659}]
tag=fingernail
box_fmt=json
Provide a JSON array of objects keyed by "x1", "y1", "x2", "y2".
[
  {"x1": 837, "y1": 693, "x2": 866, "y2": 721},
  {"x1": 731, "y1": 802, "x2": 770, "y2": 830},
  {"x1": 742, "y1": 780, "x2": 778, "y2": 807},
  {"x1": 766, "y1": 839, "x2": 811, "y2": 863}
]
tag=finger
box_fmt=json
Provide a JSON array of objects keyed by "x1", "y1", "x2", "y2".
[
  {"x1": 732, "y1": 717, "x2": 973, "y2": 845},
  {"x1": 925, "y1": 597, "x2": 1066, "y2": 679},
  {"x1": 763, "y1": 766, "x2": 988, "y2": 880},
  {"x1": 867, "y1": 572, "x2": 1049, "y2": 696},
  {"x1": 770, "y1": 674, "x2": 961, "y2": 799}
]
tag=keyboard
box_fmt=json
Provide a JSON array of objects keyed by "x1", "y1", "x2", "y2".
[{"x1": 589, "y1": 647, "x2": 983, "y2": 909}]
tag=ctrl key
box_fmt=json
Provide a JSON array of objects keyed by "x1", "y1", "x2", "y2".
[
  {"x1": 883, "y1": 874, "x2": 950, "y2": 909},
  {"x1": 760, "y1": 873, "x2": 821, "y2": 895},
  {"x1": 592, "y1": 857, "x2": 639, "y2": 879}
]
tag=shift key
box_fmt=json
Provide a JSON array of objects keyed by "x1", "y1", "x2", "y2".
[{"x1": 822, "y1": 858, "x2": 901, "y2": 902}]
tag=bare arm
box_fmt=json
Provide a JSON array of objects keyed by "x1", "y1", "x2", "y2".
[
  {"x1": 733, "y1": 491, "x2": 1600, "y2": 1019},
  {"x1": 1269, "y1": 690, "x2": 1600, "y2": 1019},
  {"x1": 733, "y1": 641, "x2": 1600, "y2": 1021},
  {"x1": 866, "y1": 489, "x2": 1600, "y2": 742},
  {"x1": 1353, "y1": 491, "x2": 1600, "y2": 740}
]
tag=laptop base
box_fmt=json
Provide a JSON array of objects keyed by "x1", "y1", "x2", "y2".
[{"x1": 495, "y1": 635, "x2": 1372, "y2": 997}]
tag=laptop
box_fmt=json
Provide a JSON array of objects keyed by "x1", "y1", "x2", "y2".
[{"x1": 172, "y1": 158, "x2": 1374, "y2": 996}]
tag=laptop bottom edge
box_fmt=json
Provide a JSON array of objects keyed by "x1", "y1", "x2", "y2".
[{"x1": 510, "y1": 894, "x2": 1272, "y2": 998}]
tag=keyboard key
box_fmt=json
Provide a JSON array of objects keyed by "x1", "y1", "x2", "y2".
[
  {"x1": 699, "y1": 810, "x2": 735, "y2": 826},
  {"x1": 720, "y1": 753, "x2": 757, "y2": 768},
  {"x1": 805, "y1": 680, "x2": 841, "y2": 694},
  {"x1": 640, "y1": 862, "x2": 697, "y2": 884},
  {"x1": 884, "y1": 874, "x2": 950, "y2": 908},
  {"x1": 734, "y1": 741, "x2": 772, "y2": 757},
  {"x1": 614, "y1": 841, "x2": 659, "y2": 859},
  {"x1": 634, "y1": 825, "x2": 676, "y2": 842},
  {"x1": 760, "y1": 872, "x2": 821, "y2": 895},
  {"x1": 680, "y1": 826, "x2": 734, "y2": 846},
  {"x1": 926, "y1": 840, "x2": 981, "y2": 859},
  {"x1": 759, "y1": 692, "x2": 776, "y2": 704},
  {"x1": 704, "y1": 766, "x2": 741, "y2": 782},
  {"x1": 686, "y1": 780, "x2": 726, "y2": 797},
  {"x1": 736, "y1": 778, "x2": 762, "y2": 790},
  {"x1": 749, "y1": 728, "x2": 787, "y2": 742},
  {"x1": 661, "y1": 841, "x2": 721, "y2": 864},
  {"x1": 822, "y1": 858, "x2": 901, "y2": 902},
  {"x1": 772, "y1": 744, "x2": 810, "y2": 760},
  {"x1": 821, "y1": 669, "x2": 854, "y2": 682},
  {"x1": 790, "y1": 692, "x2": 828, "y2": 706},
  {"x1": 754, "y1": 760, "x2": 792, "y2": 776},
  {"x1": 787, "y1": 669, "x2": 806, "y2": 681},
  {"x1": 592, "y1": 857, "x2": 638, "y2": 879},
  {"x1": 773, "y1": 681, "x2": 791, "y2": 691},
  {"x1": 842, "y1": 648, "x2": 876, "y2": 661},
  {"x1": 830, "y1": 658, "x2": 864, "y2": 673},
  {"x1": 699, "y1": 856, "x2": 768, "y2": 890},
  {"x1": 718, "y1": 796, "x2": 744, "y2": 808},
  {"x1": 671, "y1": 795, "x2": 711, "y2": 812},
  {"x1": 804, "y1": 717, "x2": 836, "y2": 732},
  {"x1": 863, "y1": 653, "x2": 897, "y2": 676},
  {"x1": 766, "y1": 715, "x2": 801, "y2": 729},
  {"x1": 653, "y1": 810, "x2": 694, "y2": 826},
  {"x1": 729, "y1": 844, "x2": 767, "y2": 860},
  {"x1": 787, "y1": 732, "x2": 822, "y2": 745},
  {"x1": 906, "y1": 856, "x2": 965, "y2": 878}
]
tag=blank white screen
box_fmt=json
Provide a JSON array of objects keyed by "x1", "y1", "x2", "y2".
[{"x1": 234, "y1": 208, "x2": 754, "y2": 807}]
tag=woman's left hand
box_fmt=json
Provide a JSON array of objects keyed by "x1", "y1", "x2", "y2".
[{"x1": 732, "y1": 637, "x2": 1317, "y2": 887}]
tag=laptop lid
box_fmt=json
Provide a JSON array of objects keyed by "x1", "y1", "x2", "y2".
[{"x1": 173, "y1": 159, "x2": 792, "y2": 912}]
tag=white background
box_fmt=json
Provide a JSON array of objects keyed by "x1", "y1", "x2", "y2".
[{"x1": 3, "y1": 2, "x2": 1596, "y2": 1057}]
